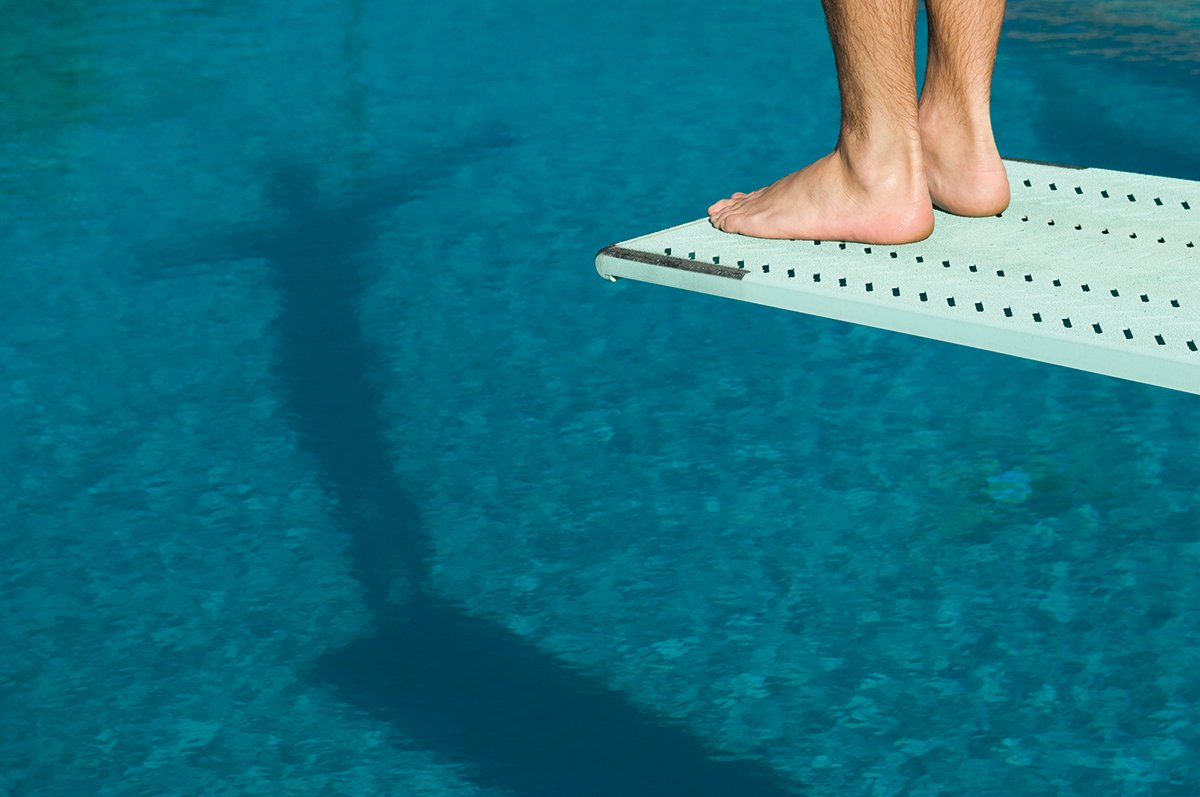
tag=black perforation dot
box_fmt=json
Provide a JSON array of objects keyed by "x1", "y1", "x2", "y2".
[
  {"x1": 1154, "y1": 197, "x2": 1163, "y2": 206},
  {"x1": 1189, "y1": 340, "x2": 1198, "y2": 352},
  {"x1": 996, "y1": 269, "x2": 1006, "y2": 277},
  {"x1": 1156, "y1": 334, "x2": 1167, "y2": 345},
  {"x1": 838, "y1": 277, "x2": 847, "y2": 287},
  {"x1": 1049, "y1": 182, "x2": 1057, "y2": 190},
  {"x1": 1048, "y1": 220, "x2": 1056, "y2": 226},
  {"x1": 1033, "y1": 313, "x2": 1043, "y2": 322},
  {"x1": 919, "y1": 292, "x2": 928, "y2": 302},
  {"x1": 1023, "y1": 179, "x2": 1032, "y2": 187},
  {"x1": 1171, "y1": 299, "x2": 1181, "y2": 307},
  {"x1": 812, "y1": 273, "x2": 820, "y2": 282},
  {"x1": 1101, "y1": 190, "x2": 1110, "y2": 198},
  {"x1": 1141, "y1": 294, "x2": 1150, "y2": 302},
  {"x1": 1110, "y1": 289, "x2": 1120, "y2": 297},
  {"x1": 712, "y1": 256, "x2": 720, "y2": 264},
  {"x1": 664, "y1": 247, "x2": 672, "y2": 255},
  {"x1": 890, "y1": 251, "x2": 898, "y2": 259},
  {"x1": 1081, "y1": 284, "x2": 1091, "y2": 292},
  {"x1": 1003, "y1": 307, "x2": 1013, "y2": 317},
  {"x1": 1053, "y1": 279, "x2": 1062, "y2": 287},
  {"x1": 1159, "y1": 238, "x2": 1166, "y2": 243},
  {"x1": 688, "y1": 252, "x2": 696, "y2": 260},
  {"x1": 787, "y1": 268, "x2": 795, "y2": 278},
  {"x1": 1124, "y1": 329, "x2": 1134, "y2": 340},
  {"x1": 892, "y1": 287, "x2": 900, "y2": 297},
  {"x1": 1024, "y1": 274, "x2": 1034, "y2": 282},
  {"x1": 814, "y1": 240, "x2": 822, "y2": 246},
  {"x1": 1102, "y1": 228, "x2": 1110, "y2": 234},
  {"x1": 762, "y1": 264, "x2": 770, "y2": 273},
  {"x1": 839, "y1": 242, "x2": 847, "y2": 250},
  {"x1": 1074, "y1": 186, "x2": 1083, "y2": 195},
  {"x1": 916, "y1": 256, "x2": 924, "y2": 263},
  {"x1": 1062, "y1": 318, "x2": 1073, "y2": 328},
  {"x1": 1093, "y1": 323, "x2": 1103, "y2": 334},
  {"x1": 1074, "y1": 224, "x2": 1082, "y2": 230},
  {"x1": 865, "y1": 282, "x2": 873, "y2": 292},
  {"x1": 947, "y1": 297, "x2": 956, "y2": 307},
  {"x1": 942, "y1": 260, "x2": 951, "y2": 268},
  {"x1": 1130, "y1": 233, "x2": 1137, "y2": 239},
  {"x1": 1184, "y1": 201, "x2": 1192, "y2": 210},
  {"x1": 1127, "y1": 194, "x2": 1136, "y2": 202},
  {"x1": 975, "y1": 302, "x2": 984, "y2": 312},
  {"x1": 737, "y1": 260, "x2": 745, "y2": 268}
]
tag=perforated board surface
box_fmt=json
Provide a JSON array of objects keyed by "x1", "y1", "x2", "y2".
[{"x1": 596, "y1": 160, "x2": 1200, "y2": 395}]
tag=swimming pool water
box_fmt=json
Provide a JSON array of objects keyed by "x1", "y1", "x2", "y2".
[{"x1": 2, "y1": 1, "x2": 1199, "y2": 795}]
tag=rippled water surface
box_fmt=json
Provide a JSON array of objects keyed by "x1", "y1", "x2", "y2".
[{"x1": 3, "y1": 1, "x2": 1199, "y2": 795}]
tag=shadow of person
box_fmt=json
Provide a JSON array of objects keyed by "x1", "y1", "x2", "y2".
[{"x1": 146, "y1": 128, "x2": 804, "y2": 797}]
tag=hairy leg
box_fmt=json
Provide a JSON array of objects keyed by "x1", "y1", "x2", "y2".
[
  {"x1": 709, "y1": 0, "x2": 934, "y2": 244},
  {"x1": 919, "y1": 0, "x2": 1009, "y2": 215}
]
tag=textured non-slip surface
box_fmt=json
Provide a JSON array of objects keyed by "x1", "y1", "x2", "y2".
[{"x1": 598, "y1": 160, "x2": 1199, "y2": 394}]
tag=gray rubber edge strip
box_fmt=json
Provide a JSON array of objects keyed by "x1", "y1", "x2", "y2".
[{"x1": 596, "y1": 245, "x2": 747, "y2": 280}]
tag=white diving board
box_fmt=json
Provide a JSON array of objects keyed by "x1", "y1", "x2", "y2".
[{"x1": 596, "y1": 159, "x2": 1200, "y2": 395}]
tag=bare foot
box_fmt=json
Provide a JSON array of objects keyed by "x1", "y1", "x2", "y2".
[
  {"x1": 707, "y1": 147, "x2": 935, "y2": 245},
  {"x1": 919, "y1": 104, "x2": 1010, "y2": 217}
]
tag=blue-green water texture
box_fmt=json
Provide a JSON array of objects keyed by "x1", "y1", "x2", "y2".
[{"x1": 3, "y1": 1, "x2": 1200, "y2": 795}]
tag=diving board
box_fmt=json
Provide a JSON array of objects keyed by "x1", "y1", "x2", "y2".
[{"x1": 596, "y1": 159, "x2": 1199, "y2": 395}]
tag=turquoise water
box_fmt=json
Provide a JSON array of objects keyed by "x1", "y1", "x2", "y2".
[{"x1": 3, "y1": 1, "x2": 1199, "y2": 795}]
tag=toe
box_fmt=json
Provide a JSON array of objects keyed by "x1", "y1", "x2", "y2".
[
  {"x1": 716, "y1": 210, "x2": 742, "y2": 234},
  {"x1": 724, "y1": 195, "x2": 750, "y2": 217},
  {"x1": 714, "y1": 197, "x2": 747, "y2": 227},
  {"x1": 709, "y1": 191, "x2": 752, "y2": 216}
]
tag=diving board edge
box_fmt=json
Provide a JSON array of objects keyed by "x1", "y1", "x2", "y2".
[{"x1": 596, "y1": 245, "x2": 1199, "y2": 396}]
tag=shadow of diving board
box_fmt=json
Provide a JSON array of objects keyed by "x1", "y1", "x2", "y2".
[{"x1": 597, "y1": 159, "x2": 1199, "y2": 395}]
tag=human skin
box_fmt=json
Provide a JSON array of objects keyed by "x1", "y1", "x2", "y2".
[{"x1": 708, "y1": 0, "x2": 1009, "y2": 244}]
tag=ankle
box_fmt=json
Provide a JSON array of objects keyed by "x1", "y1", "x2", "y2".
[
  {"x1": 918, "y1": 98, "x2": 996, "y2": 151},
  {"x1": 835, "y1": 127, "x2": 926, "y2": 191}
]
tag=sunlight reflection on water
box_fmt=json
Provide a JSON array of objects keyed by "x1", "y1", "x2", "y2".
[{"x1": 1005, "y1": 0, "x2": 1200, "y2": 75}]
